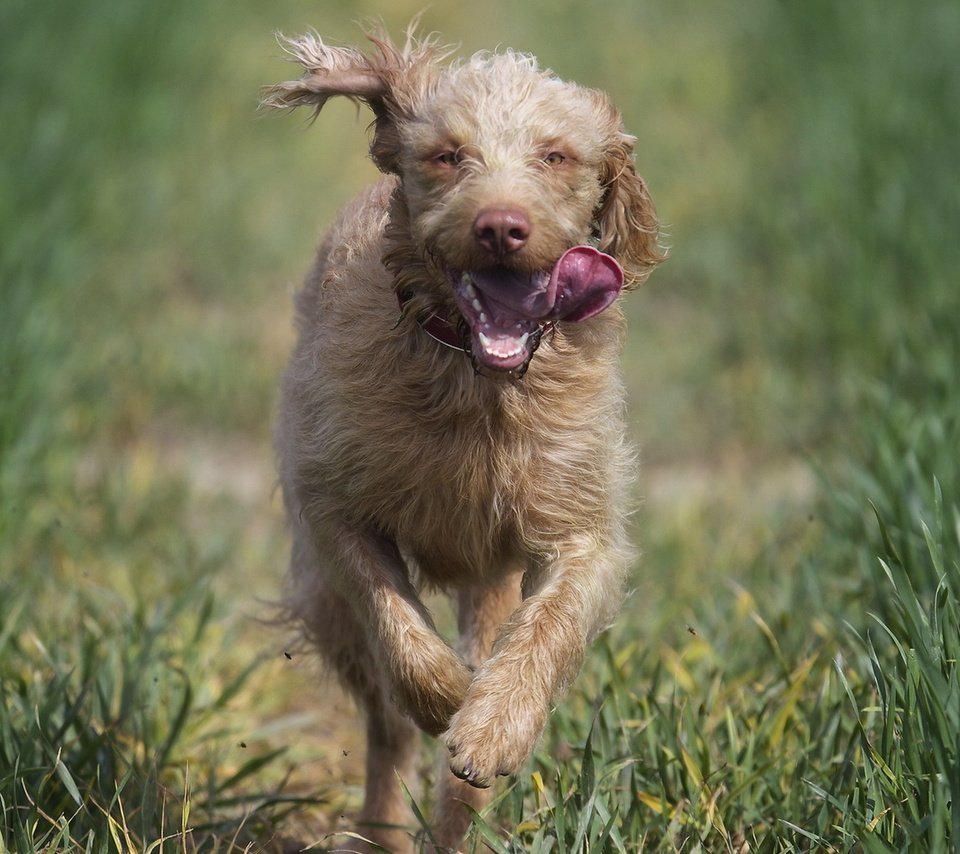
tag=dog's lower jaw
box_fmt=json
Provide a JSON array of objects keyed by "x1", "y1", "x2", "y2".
[{"x1": 464, "y1": 321, "x2": 545, "y2": 380}]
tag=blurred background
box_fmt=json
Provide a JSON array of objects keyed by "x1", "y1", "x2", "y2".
[{"x1": 2, "y1": 0, "x2": 958, "y2": 849}]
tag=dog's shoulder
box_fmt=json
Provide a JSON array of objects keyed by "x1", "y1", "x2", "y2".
[
  {"x1": 316, "y1": 176, "x2": 398, "y2": 271},
  {"x1": 293, "y1": 176, "x2": 398, "y2": 327}
]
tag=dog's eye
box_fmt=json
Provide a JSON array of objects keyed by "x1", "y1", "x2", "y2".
[
  {"x1": 435, "y1": 150, "x2": 462, "y2": 168},
  {"x1": 543, "y1": 151, "x2": 567, "y2": 166}
]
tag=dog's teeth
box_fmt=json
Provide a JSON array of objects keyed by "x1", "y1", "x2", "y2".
[
  {"x1": 479, "y1": 312, "x2": 488, "y2": 324},
  {"x1": 472, "y1": 299, "x2": 482, "y2": 312},
  {"x1": 477, "y1": 332, "x2": 502, "y2": 355},
  {"x1": 478, "y1": 332, "x2": 527, "y2": 360}
]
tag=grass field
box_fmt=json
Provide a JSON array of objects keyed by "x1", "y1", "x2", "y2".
[{"x1": 2, "y1": 0, "x2": 958, "y2": 851}]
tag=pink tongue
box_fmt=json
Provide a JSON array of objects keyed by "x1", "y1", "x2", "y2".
[
  {"x1": 548, "y1": 246, "x2": 624, "y2": 322},
  {"x1": 471, "y1": 246, "x2": 623, "y2": 325}
]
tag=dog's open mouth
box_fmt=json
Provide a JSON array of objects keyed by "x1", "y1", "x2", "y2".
[{"x1": 449, "y1": 246, "x2": 624, "y2": 372}]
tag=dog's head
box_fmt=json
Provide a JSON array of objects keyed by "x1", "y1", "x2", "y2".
[{"x1": 264, "y1": 29, "x2": 664, "y2": 373}]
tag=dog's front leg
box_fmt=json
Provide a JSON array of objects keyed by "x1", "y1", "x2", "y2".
[
  {"x1": 320, "y1": 516, "x2": 474, "y2": 735},
  {"x1": 431, "y1": 573, "x2": 523, "y2": 850},
  {"x1": 443, "y1": 542, "x2": 622, "y2": 787}
]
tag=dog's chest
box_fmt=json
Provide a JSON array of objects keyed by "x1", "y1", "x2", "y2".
[
  {"x1": 383, "y1": 414, "x2": 529, "y2": 578},
  {"x1": 339, "y1": 383, "x2": 552, "y2": 581}
]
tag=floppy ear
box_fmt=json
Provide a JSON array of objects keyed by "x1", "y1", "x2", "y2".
[
  {"x1": 262, "y1": 31, "x2": 432, "y2": 173},
  {"x1": 262, "y1": 34, "x2": 385, "y2": 107},
  {"x1": 595, "y1": 134, "x2": 666, "y2": 288}
]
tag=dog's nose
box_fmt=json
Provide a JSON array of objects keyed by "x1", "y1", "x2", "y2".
[{"x1": 473, "y1": 208, "x2": 531, "y2": 255}]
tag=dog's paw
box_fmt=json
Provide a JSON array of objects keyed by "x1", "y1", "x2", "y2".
[
  {"x1": 443, "y1": 683, "x2": 547, "y2": 788},
  {"x1": 396, "y1": 655, "x2": 473, "y2": 736}
]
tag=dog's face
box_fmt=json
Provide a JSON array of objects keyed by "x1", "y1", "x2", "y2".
[
  {"x1": 390, "y1": 56, "x2": 634, "y2": 370},
  {"x1": 396, "y1": 57, "x2": 610, "y2": 270},
  {"x1": 265, "y1": 33, "x2": 664, "y2": 372}
]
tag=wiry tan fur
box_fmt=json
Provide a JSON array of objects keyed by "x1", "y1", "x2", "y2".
[{"x1": 264, "y1": 28, "x2": 663, "y2": 853}]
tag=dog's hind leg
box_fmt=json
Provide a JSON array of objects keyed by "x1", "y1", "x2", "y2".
[
  {"x1": 430, "y1": 572, "x2": 523, "y2": 852},
  {"x1": 288, "y1": 528, "x2": 419, "y2": 854},
  {"x1": 357, "y1": 691, "x2": 420, "y2": 853},
  {"x1": 292, "y1": 513, "x2": 479, "y2": 848}
]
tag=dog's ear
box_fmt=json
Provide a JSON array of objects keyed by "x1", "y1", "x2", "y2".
[
  {"x1": 262, "y1": 30, "x2": 442, "y2": 174},
  {"x1": 595, "y1": 133, "x2": 666, "y2": 288}
]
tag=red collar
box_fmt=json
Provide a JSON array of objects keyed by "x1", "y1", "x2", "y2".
[{"x1": 396, "y1": 290, "x2": 465, "y2": 350}]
